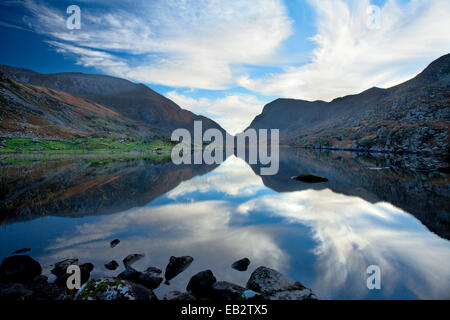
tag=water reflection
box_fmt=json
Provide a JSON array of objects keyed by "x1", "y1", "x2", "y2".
[{"x1": 0, "y1": 152, "x2": 449, "y2": 299}]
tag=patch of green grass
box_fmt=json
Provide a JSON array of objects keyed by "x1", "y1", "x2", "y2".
[{"x1": 0, "y1": 137, "x2": 176, "y2": 154}]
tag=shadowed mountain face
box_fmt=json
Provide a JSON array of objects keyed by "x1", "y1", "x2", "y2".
[
  {"x1": 0, "y1": 159, "x2": 218, "y2": 225},
  {"x1": 0, "y1": 65, "x2": 227, "y2": 138},
  {"x1": 242, "y1": 148, "x2": 450, "y2": 240},
  {"x1": 247, "y1": 54, "x2": 449, "y2": 154}
]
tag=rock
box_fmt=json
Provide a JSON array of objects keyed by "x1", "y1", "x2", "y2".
[
  {"x1": 105, "y1": 260, "x2": 119, "y2": 271},
  {"x1": 437, "y1": 167, "x2": 450, "y2": 174},
  {"x1": 118, "y1": 266, "x2": 141, "y2": 283},
  {"x1": 123, "y1": 253, "x2": 144, "y2": 268},
  {"x1": 0, "y1": 255, "x2": 42, "y2": 284},
  {"x1": 51, "y1": 258, "x2": 78, "y2": 277},
  {"x1": 29, "y1": 276, "x2": 71, "y2": 300},
  {"x1": 137, "y1": 267, "x2": 163, "y2": 290},
  {"x1": 12, "y1": 248, "x2": 31, "y2": 254},
  {"x1": 163, "y1": 290, "x2": 195, "y2": 300},
  {"x1": 110, "y1": 239, "x2": 120, "y2": 248},
  {"x1": 118, "y1": 266, "x2": 163, "y2": 291},
  {"x1": 164, "y1": 256, "x2": 194, "y2": 281},
  {"x1": 246, "y1": 266, "x2": 317, "y2": 300},
  {"x1": 0, "y1": 282, "x2": 33, "y2": 300},
  {"x1": 291, "y1": 174, "x2": 328, "y2": 183},
  {"x1": 75, "y1": 278, "x2": 157, "y2": 300},
  {"x1": 232, "y1": 258, "x2": 250, "y2": 271},
  {"x1": 186, "y1": 270, "x2": 216, "y2": 298},
  {"x1": 211, "y1": 281, "x2": 248, "y2": 300},
  {"x1": 54, "y1": 262, "x2": 94, "y2": 288}
]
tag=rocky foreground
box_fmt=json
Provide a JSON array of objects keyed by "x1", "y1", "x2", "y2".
[{"x1": 0, "y1": 252, "x2": 317, "y2": 301}]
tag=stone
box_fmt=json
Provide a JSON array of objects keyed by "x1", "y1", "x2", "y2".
[
  {"x1": 110, "y1": 239, "x2": 120, "y2": 248},
  {"x1": 51, "y1": 258, "x2": 78, "y2": 277},
  {"x1": 163, "y1": 290, "x2": 195, "y2": 300},
  {"x1": 54, "y1": 262, "x2": 93, "y2": 288},
  {"x1": 0, "y1": 255, "x2": 42, "y2": 284},
  {"x1": 186, "y1": 270, "x2": 216, "y2": 298},
  {"x1": 211, "y1": 281, "x2": 248, "y2": 300},
  {"x1": 105, "y1": 260, "x2": 119, "y2": 271},
  {"x1": 232, "y1": 258, "x2": 250, "y2": 271},
  {"x1": 118, "y1": 266, "x2": 163, "y2": 291},
  {"x1": 164, "y1": 256, "x2": 194, "y2": 281},
  {"x1": 246, "y1": 266, "x2": 317, "y2": 300},
  {"x1": 0, "y1": 282, "x2": 33, "y2": 300},
  {"x1": 291, "y1": 174, "x2": 328, "y2": 183},
  {"x1": 123, "y1": 253, "x2": 145, "y2": 268},
  {"x1": 75, "y1": 278, "x2": 158, "y2": 300},
  {"x1": 12, "y1": 248, "x2": 31, "y2": 254}
]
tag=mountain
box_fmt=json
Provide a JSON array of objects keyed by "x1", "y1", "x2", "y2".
[
  {"x1": 247, "y1": 54, "x2": 450, "y2": 154},
  {"x1": 0, "y1": 65, "x2": 227, "y2": 139}
]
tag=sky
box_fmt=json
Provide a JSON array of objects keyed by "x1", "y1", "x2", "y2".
[{"x1": 0, "y1": 0, "x2": 449, "y2": 134}]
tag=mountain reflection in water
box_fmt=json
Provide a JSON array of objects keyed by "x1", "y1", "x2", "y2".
[{"x1": 0, "y1": 150, "x2": 449, "y2": 299}]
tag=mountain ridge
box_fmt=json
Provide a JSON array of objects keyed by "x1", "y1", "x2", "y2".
[
  {"x1": 246, "y1": 54, "x2": 450, "y2": 154},
  {"x1": 0, "y1": 64, "x2": 228, "y2": 139}
]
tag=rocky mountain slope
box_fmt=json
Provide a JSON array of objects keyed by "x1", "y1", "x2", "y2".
[
  {"x1": 0, "y1": 65, "x2": 227, "y2": 139},
  {"x1": 0, "y1": 74, "x2": 154, "y2": 139},
  {"x1": 247, "y1": 54, "x2": 449, "y2": 154}
]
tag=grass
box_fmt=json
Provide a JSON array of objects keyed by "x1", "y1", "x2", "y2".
[
  {"x1": 0, "y1": 137, "x2": 176, "y2": 165},
  {"x1": 0, "y1": 137, "x2": 175, "y2": 153}
]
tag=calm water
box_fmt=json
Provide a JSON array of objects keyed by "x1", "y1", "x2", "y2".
[{"x1": 0, "y1": 149, "x2": 449, "y2": 299}]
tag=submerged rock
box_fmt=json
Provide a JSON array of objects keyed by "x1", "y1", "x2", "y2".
[
  {"x1": 0, "y1": 255, "x2": 42, "y2": 284},
  {"x1": 110, "y1": 239, "x2": 120, "y2": 248},
  {"x1": 291, "y1": 174, "x2": 328, "y2": 183},
  {"x1": 51, "y1": 258, "x2": 78, "y2": 277},
  {"x1": 232, "y1": 258, "x2": 250, "y2": 271},
  {"x1": 246, "y1": 266, "x2": 317, "y2": 300},
  {"x1": 118, "y1": 266, "x2": 163, "y2": 291},
  {"x1": 186, "y1": 270, "x2": 216, "y2": 298},
  {"x1": 12, "y1": 248, "x2": 31, "y2": 255},
  {"x1": 123, "y1": 254, "x2": 145, "y2": 268},
  {"x1": 105, "y1": 260, "x2": 119, "y2": 271},
  {"x1": 163, "y1": 290, "x2": 195, "y2": 300},
  {"x1": 164, "y1": 256, "x2": 194, "y2": 282},
  {"x1": 75, "y1": 278, "x2": 157, "y2": 300}
]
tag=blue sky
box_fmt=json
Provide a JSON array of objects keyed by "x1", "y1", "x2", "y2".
[{"x1": 0, "y1": 0, "x2": 449, "y2": 134}]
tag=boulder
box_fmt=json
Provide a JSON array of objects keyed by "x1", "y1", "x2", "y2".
[
  {"x1": 75, "y1": 278, "x2": 157, "y2": 300},
  {"x1": 51, "y1": 258, "x2": 78, "y2": 277},
  {"x1": 163, "y1": 290, "x2": 195, "y2": 300},
  {"x1": 105, "y1": 260, "x2": 119, "y2": 271},
  {"x1": 164, "y1": 256, "x2": 194, "y2": 282},
  {"x1": 246, "y1": 266, "x2": 317, "y2": 300},
  {"x1": 0, "y1": 255, "x2": 42, "y2": 284},
  {"x1": 211, "y1": 281, "x2": 248, "y2": 300},
  {"x1": 0, "y1": 282, "x2": 33, "y2": 300},
  {"x1": 110, "y1": 239, "x2": 120, "y2": 248},
  {"x1": 186, "y1": 270, "x2": 216, "y2": 298},
  {"x1": 118, "y1": 266, "x2": 163, "y2": 291},
  {"x1": 12, "y1": 248, "x2": 31, "y2": 255},
  {"x1": 292, "y1": 174, "x2": 328, "y2": 183},
  {"x1": 123, "y1": 253, "x2": 145, "y2": 268},
  {"x1": 54, "y1": 262, "x2": 93, "y2": 288},
  {"x1": 232, "y1": 258, "x2": 250, "y2": 271}
]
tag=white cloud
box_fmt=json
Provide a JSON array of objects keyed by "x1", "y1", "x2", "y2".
[
  {"x1": 23, "y1": 0, "x2": 292, "y2": 90},
  {"x1": 239, "y1": 0, "x2": 450, "y2": 101},
  {"x1": 166, "y1": 91, "x2": 269, "y2": 134},
  {"x1": 238, "y1": 189, "x2": 450, "y2": 299}
]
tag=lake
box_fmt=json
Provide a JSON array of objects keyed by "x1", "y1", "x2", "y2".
[{"x1": 0, "y1": 148, "x2": 449, "y2": 299}]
